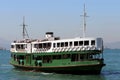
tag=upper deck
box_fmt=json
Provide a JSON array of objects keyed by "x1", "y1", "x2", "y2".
[{"x1": 10, "y1": 33, "x2": 103, "y2": 54}]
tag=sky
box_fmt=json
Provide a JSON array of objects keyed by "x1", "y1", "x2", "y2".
[{"x1": 0, "y1": 0, "x2": 120, "y2": 44}]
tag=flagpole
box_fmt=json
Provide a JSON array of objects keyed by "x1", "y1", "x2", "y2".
[
  {"x1": 21, "y1": 16, "x2": 29, "y2": 39},
  {"x1": 81, "y1": 4, "x2": 88, "y2": 38}
]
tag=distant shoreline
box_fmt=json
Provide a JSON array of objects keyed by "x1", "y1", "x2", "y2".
[
  {"x1": 104, "y1": 48, "x2": 120, "y2": 50},
  {"x1": 0, "y1": 48, "x2": 6, "y2": 50}
]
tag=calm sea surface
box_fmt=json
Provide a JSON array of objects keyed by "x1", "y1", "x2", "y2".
[{"x1": 0, "y1": 49, "x2": 120, "y2": 80}]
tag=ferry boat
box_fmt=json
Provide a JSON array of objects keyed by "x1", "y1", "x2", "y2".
[{"x1": 10, "y1": 5, "x2": 105, "y2": 74}]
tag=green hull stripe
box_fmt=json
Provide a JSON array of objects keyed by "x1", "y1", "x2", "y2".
[{"x1": 11, "y1": 50, "x2": 102, "y2": 55}]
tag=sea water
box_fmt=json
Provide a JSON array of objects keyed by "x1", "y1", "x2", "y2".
[{"x1": 0, "y1": 49, "x2": 120, "y2": 80}]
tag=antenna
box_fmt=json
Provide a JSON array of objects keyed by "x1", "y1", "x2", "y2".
[
  {"x1": 21, "y1": 16, "x2": 29, "y2": 39},
  {"x1": 80, "y1": 4, "x2": 89, "y2": 38}
]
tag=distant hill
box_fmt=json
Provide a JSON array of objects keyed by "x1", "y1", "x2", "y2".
[
  {"x1": 105, "y1": 42, "x2": 120, "y2": 49},
  {"x1": 0, "y1": 38, "x2": 10, "y2": 50}
]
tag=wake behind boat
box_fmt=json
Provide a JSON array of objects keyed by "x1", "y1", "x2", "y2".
[{"x1": 10, "y1": 5, "x2": 105, "y2": 74}]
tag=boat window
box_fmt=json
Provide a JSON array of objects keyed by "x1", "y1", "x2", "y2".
[
  {"x1": 71, "y1": 54, "x2": 78, "y2": 61},
  {"x1": 16, "y1": 44, "x2": 25, "y2": 49},
  {"x1": 80, "y1": 54, "x2": 86, "y2": 60},
  {"x1": 34, "y1": 44, "x2": 39, "y2": 48},
  {"x1": 16, "y1": 45, "x2": 20, "y2": 49},
  {"x1": 43, "y1": 43, "x2": 46, "y2": 48},
  {"x1": 74, "y1": 41, "x2": 78, "y2": 46},
  {"x1": 84, "y1": 41, "x2": 89, "y2": 46},
  {"x1": 22, "y1": 44, "x2": 25, "y2": 49},
  {"x1": 69, "y1": 42, "x2": 72, "y2": 46},
  {"x1": 53, "y1": 43, "x2": 56, "y2": 48},
  {"x1": 34, "y1": 43, "x2": 52, "y2": 49},
  {"x1": 79, "y1": 41, "x2": 83, "y2": 46},
  {"x1": 65, "y1": 42, "x2": 68, "y2": 47},
  {"x1": 34, "y1": 56, "x2": 42, "y2": 60},
  {"x1": 25, "y1": 44, "x2": 27, "y2": 48},
  {"x1": 39, "y1": 44, "x2": 42, "y2": 48},
  {"x1": 17, "y1": 55, "x2": 25, "y2": 59},
  {"x1": 11, "y1": 45, "x2": 14, "y2": 48},
  {"x1": 21, "y1": 45, "x2": 24, "y2": 49},
  {"x1": 22, "y1": 44, "x2": 26, "y2": 48},
  {"x1": 91, "y1": 40, "x2": 95, "y2": 45},
  {"x1": 61, "y1": 42, "x2": 64, "y2": 47},
  {"x1": 62, "y1": 54, "x2": 70, "y2": 59},
  {"x1": 53, "y1": 55, "x2": 61, "y2": 59},
  {"x1": 43, "y1": 56, "x2": 52, "y2": 63},
  {"x1": 57, "y1": 43, "x2": 60, "y2": 47},
  {"x1": 47, "y1": 43, "x2": 51, "y2": 48}
]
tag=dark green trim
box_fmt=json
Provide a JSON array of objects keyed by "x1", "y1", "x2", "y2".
[
  {"x1": 11, "y1": 50, "x2": 102, "y2": 56},
  {"x1": 10, "y1": 62, "x2": 105, "y2": 74}
]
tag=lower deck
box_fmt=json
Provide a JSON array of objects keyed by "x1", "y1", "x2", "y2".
[{"x1": 10, "y1": 51, "x2": 105, "y2": 74}]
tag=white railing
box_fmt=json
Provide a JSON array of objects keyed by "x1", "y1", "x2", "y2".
[
  {"x1": 52, "y1": 46, "x2": 98, "y2": 52},
  {"x1": 32, "y1": 46, "x2": 100, "y2": 53}
]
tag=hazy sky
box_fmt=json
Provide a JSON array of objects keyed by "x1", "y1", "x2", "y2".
[{"x1": 0, "y1": 0, "x2": 120, "y2": 43}]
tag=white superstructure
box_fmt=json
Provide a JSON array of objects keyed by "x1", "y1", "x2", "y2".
[{"x1": 10, "y1": 33, "x2": 103, "y2": 54}]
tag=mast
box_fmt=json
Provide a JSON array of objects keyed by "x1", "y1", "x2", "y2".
[
  {"x1": 81, "y1": 4, "x2": 88, "y2": 38},
  {"x1": 21, "y1": 16, "x2": 29, "y2": 39}
]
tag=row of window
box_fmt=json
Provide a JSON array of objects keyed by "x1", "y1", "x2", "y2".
[
  {"x1": 53, "y1": 40, "x2": 95, "y2": 48},
  {"x1": 11, "y1": 44, "x2": 27, "y2": 49},
  {"x1": 34, "y1": 43, "x2": 51, "y2": 48},
  {"x1": 12, "y1": 53, "x2": 101, "y2": 64},
  {"x1": 11, "y1": 40, "x2": 95, "y2": 49}
]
